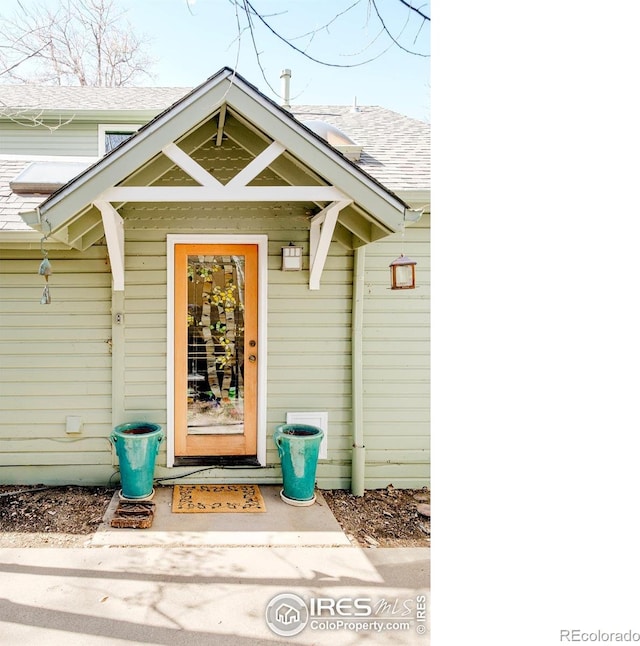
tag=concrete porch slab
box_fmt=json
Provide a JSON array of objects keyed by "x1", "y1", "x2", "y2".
[{"x1": 90, "y1": 485, "x2": 352, "y2": 547}]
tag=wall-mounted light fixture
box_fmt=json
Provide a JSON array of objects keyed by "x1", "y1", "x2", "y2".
[
  {"x1": 390, "y1": 253, "x2": 417, "y2": 290},
  {"x1": 281, "y1": 242, "x2": 303, "y2": 271}
]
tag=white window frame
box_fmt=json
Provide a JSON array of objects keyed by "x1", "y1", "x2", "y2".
[
  {"x1": 98, "y1": 124, "x2": 141, "y2": 156},
  {"x1": 166, "y1": 234, "x2": 269, "y2": 467}
]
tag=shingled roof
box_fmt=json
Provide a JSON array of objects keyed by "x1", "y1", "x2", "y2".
[
  {"x1": 0, "y1": 160, "x2": 45, "y2": 231},
  {"x1": 0, "y1": 85, "x2": 191, "y2": 112},
  {"x1": 0, "y1": 81, "x2": 429, "y2": 236},
  {"x1": 292, "y1": 105, "x2": 430, "y2": 192}
]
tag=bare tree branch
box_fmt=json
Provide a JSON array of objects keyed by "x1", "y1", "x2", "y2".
[
  {"x1": 0, "y1": 0, "x2": 154, "y2": 86},
  {"x1": 0, "y1": 41, "x2": 49, "y2": 77},
  {"x1": 398, "y1": 0, "x2": 430, "y2": 21},
  {"x1": 369, "y1": 0, "x2": 427, "y2": 57},
  {"x1": 286, "y1": 0, "x2": 363, "y2": 44},
  {"x1": 228, "y1": 0, "x2": 429, "y2": 69},
  {"x1": 239, "y1": 0, "x2": 398, "y2": 68}
]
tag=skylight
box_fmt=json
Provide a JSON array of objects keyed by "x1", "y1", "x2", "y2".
[
  {"x1": 301, "y1": 120, "x2": 363, "y2": 161},
  {"x1": 10, "y1": 161, "x2": 91, "y2": 195}
]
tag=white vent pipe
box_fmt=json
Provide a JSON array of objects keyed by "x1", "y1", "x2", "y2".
[{"x1": 280, "y1": 69, "x2": 291, "y2": 109}]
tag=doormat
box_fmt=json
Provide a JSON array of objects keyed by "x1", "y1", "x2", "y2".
[{"x1": 172, "y1": 484, "x2": 266, "y2": 513}]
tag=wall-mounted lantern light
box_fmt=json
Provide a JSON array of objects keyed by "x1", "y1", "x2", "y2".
[
  {"x1": 390, "y1": 253, "x2": 417, "y2": 290},
  {"x1": 281, "y1": 242, "x2": 303, "y2": 271}
]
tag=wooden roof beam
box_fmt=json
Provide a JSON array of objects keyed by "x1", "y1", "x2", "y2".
[
  {"x1": 216, "y1": 104, "x2": 227, "y2": 147},
  {"x1": 101, "y1": 185, "x2": 346, "y2": 202}
]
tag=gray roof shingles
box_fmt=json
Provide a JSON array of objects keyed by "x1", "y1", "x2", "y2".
[
  {"x1": 291, "y1": 105, "x2": 430, "y2": 191},
  {"x1": 0, "y1": 160, "x2": 44, "y2": 231},
  {"x1": 0, "y1": 85, "x2": 191, "y2": 111}
]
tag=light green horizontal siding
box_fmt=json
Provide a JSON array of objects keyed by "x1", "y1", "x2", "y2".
[
  {"x1": 0, "y1": 466, "x2": 117, "y2": 486},
  {"x1": 361, "y1": 222, "x2": 430, "y2": 488},
  {"x1": 118, "y1": 205, "x2": 355, "y2": 478},
  {"x1": 0, "y1": 169, "x2": 428, "y2": 490},
  {"x1": 0, "y1": 410, "x2": 112, "y2": 432},
  {"x1": 0, "y1": 121, "x2": 100, "y2": 156},
  {"x1": 0, "y1": 245, "x2": 113, "y2": 484}
]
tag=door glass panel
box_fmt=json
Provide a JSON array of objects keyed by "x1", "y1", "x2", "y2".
[{"x1": 186, "y1": 254, "x2": 245, "y2": 435}]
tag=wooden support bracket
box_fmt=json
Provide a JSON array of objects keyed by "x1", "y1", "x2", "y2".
[
  {"x1": 94, "y1": 199, "x2": 125, "y2": 291},
  {"x1": 309, "y1": 200, "x2": 352, "y2": 290}
]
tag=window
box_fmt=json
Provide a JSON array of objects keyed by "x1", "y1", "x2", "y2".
[{"x1": 98, "y1": 124, "x2": 140, "y2": 156}]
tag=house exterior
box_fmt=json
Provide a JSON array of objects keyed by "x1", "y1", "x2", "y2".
[{"x1": 0, "y1": 68, "x2": 429, "y2": 491}]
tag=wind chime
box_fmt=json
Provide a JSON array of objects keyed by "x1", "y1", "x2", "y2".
[{"x1": 38, "y1": 221, "x2": 52, "y2": 304}]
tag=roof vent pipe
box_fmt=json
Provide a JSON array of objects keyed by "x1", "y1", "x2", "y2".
[{"x1": 280, "y1": 69, "x2": 291, "y2": 109}]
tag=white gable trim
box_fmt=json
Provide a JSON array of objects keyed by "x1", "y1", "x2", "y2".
[{"x1": 35, "y1": 68, "x2": 406, "y2": 237}]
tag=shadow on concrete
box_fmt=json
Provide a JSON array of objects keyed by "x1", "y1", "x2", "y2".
[{"x1": 0, "y1": 598, "x2": 297, "y2": 646}]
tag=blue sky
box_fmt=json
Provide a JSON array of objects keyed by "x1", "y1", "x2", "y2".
[
  {"x1": 2, "y1": 0, "x2": 429, "y2": 119},
  {"x1": 127, "y1": 0, "x2": 430, "y2": 121},
  {"x1": 0, "y1": 0, "x2": 431, "y2": 121}
]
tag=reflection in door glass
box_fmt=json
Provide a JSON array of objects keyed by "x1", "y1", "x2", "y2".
[{"x1": 186, "y1": 255, "x2": 245, "y2": 435}]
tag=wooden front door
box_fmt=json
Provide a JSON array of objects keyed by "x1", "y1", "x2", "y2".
[{"x1": 173, "y1": 244, "x2": 258, "y2": 458}]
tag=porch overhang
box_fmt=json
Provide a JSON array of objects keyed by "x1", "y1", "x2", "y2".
[{"x1": 20, "y1": 67, "x2": 409, "y2": 290}]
